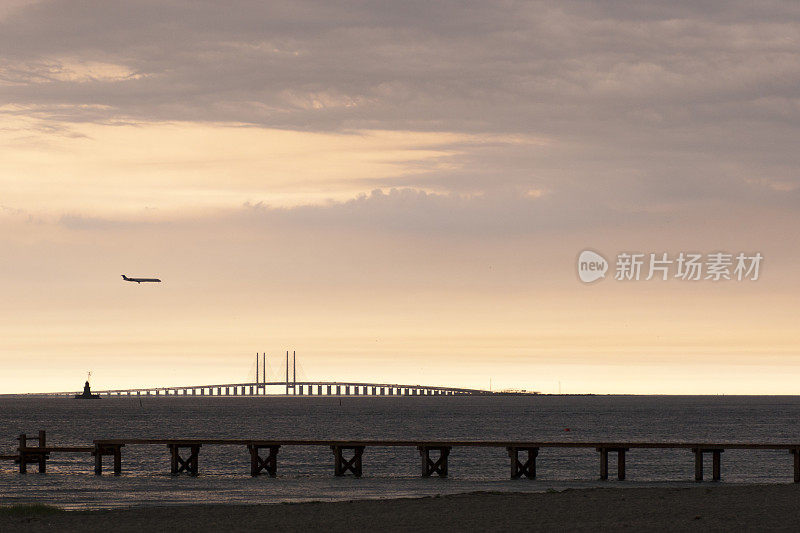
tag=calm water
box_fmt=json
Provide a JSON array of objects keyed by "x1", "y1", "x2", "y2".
[{"x1": 1, "y1": 395, "x2": 799, "y2": 509}]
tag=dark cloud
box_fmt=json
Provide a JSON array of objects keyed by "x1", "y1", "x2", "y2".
[{"x1": 2, "y1": 0, "x2": 799, "y2": 210}]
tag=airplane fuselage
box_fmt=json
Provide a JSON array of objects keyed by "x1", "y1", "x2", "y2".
[{"x1": 122, "y1": 274, "x2": 161, "y2": 284}]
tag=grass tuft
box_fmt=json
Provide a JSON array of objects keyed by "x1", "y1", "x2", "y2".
[{"x1": 0, "y1": 504, "x2": 62, "y2": 516}]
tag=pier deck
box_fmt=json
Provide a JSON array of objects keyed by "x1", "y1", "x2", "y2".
[{"x1": 5, "y1": 431, "x2": 800, "y2": 482}]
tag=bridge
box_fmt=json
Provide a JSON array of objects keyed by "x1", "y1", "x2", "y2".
[
  {"x1": 56, "y1": 381, "x2": 492, "y2": 397},
  {"x1": 42, "y1": 352, "x2": 535, "y2": 397}
]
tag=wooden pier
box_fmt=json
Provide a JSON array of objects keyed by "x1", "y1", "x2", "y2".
[{"x1": 4, "y1": 432, "x2": 800, "y2": 482}]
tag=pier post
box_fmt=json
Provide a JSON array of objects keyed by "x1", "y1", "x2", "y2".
[
  {"x1": 508, "y1": 447, "x2": 538, "y2": 479},
  {"x1": 694, "y1": 449, "x2": 703, "y2": 481},
  {"x1": 792, "y1": 449, "x2": 800, "y2": 483},
  {"x1": 37, "y1": 431, "x2": 46, "y2": 473},
  {"x1": 599, "y1": 448, "x2": 608, "y2": 480},
  {"x1": 331, "y1": 445, "x2": 364, "y2": 477},
  {"x1": 93, "y1": 443, "x2": 124, "y2": 475},
  {"x1": 17, "y1": 432, "x2": 49, "y2": 474},
  {"x1": 17, "y1": 434, "x2": 26, "y2": 474},
  {"x1": 168, "y1": 443, "x2": 201, "y2": 475},
  {"x1": 596, "y1": 447, "x2": 628, "y2": 480},
  {"x1": 248, "y1": 444, "x2": 280, "y2": 477},
  {"x1": 418, "y1": 445, "x2": 450, "y2": 477},
  {"x1": 692, "y1": 448, "x2": 723, "y2": 481}
]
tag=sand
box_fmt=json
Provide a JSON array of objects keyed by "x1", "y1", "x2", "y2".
[{"x1": 3, "y1": 485, "x2": 800, "y2": 532}]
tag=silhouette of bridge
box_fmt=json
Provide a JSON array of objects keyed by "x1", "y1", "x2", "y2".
[{"x1": 48, "y1": 352, "x2": 534, "y2": 397}]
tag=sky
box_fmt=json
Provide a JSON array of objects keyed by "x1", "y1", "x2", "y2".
[{"x1": 1, "y1": 0, "x2": 800, "y2": 394}]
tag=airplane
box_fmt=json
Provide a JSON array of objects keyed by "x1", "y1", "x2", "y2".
[{"x1": 122, "y1": 274, "x2": 161, "y2": 284}]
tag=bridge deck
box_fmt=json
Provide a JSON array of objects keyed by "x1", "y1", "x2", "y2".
[
  {"x1": 35, "y1": 381, "x2": 516, "y2": 397},
  {"x1": 90, "y1": 439, "x2": 800, "y2": 450}
]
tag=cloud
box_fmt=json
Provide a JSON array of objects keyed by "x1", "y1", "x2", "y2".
[
  {"x1": 2, "y1": 1, "x2": 799, "y2": 139},
  {"x1": 0, "y1": 0, "x2": 798, "y2": 223}
]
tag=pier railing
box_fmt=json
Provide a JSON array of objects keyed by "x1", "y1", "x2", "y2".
[{"x1": 4, "y1": 432, "x2": 800, "y2": 482}]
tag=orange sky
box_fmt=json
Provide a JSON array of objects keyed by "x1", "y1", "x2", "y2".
[{"x1": 1, "y1": 1, "x2": 799, "y2": 394}]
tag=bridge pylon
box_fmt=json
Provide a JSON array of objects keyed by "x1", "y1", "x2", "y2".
[{"x1": 285, "y1": 351, "x2": 297, "y2": 394}]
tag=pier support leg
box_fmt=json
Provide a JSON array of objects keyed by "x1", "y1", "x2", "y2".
[
  {"x1": 692, "y1": 448, "x2": 723, "y2": 482},
  {"x1": 793, "y1": 449, "x2": 800, "y2": 483},
  {"x1": 37, "y1": 431, "x2": 46, "y2": 473},
  {"x1": 17, "y1": 433, "x2": 49, "y2": 474},
  {"x1": 419, "y1": 445, "x2": 450, "y2": 477},
  {"x1": 332, "y1": 445, "x2": 364, "y2": 477},
  {"x1": 597, "y1": 447, "x2": 628, "y2": 481},
  {"x1": 508, "y1": 447, "x2": 538, "y2": 479},
  {"x1": 599, "y1": 448, "x2": 609, "y2": 480},
  {"x1": 17, "y1": 434, "x2": 26, "y2": 474},
  {"x1": 694, "y1": 449, "x2": 703, "y2": 481},
  {"x1": 93, "y1": 444, "x2": 124, "y2": 475},
  {"x1": 169, "y1": 444, "x2": 201, "y2": 475},
  {"x1": 248, "y1": 445, "x2": 280, "y2": 477}
]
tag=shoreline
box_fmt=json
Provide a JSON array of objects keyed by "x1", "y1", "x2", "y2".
[{"x1": 4, "y1": 484, "x2": 800, "y2": 532}]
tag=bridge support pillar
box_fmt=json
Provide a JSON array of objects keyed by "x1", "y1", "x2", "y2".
[
  {"x1": 248, "y1": 444, "x2": 280, "y2": 477},
  {"x1": 332, "y1": 445, "x2": 364, "y2": 477},
  {"x1": 419, "y1": 445, "x2": 450, "y2": 477}
]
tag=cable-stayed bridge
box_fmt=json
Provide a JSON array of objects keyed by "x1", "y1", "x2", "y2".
[{"x1": 43, "y1": 352, "x2": 536, "y2": 397}]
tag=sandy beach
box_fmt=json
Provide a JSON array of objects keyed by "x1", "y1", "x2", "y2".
[{"x1": 4, "y1": 484, "x2": 800, "y2": 532}]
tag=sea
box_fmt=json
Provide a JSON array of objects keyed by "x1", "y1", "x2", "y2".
[{"x1": 1, "y1": 395, "x2": 799, "y2": 509}]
